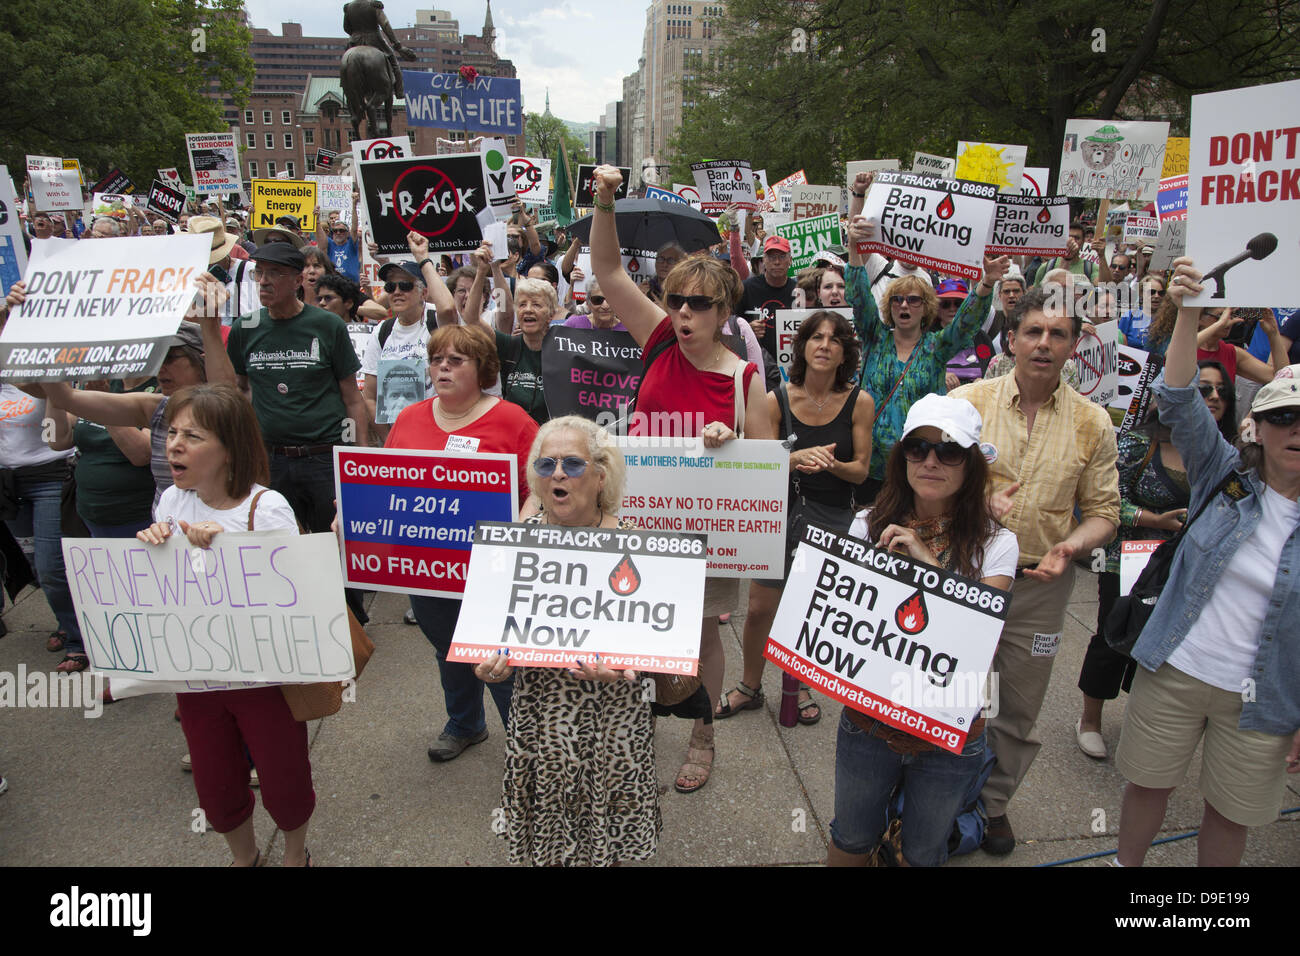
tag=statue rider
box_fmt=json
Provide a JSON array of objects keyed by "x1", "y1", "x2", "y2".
[{"x1": 343, "y1": 0, "x2": 417, "y2": 98}]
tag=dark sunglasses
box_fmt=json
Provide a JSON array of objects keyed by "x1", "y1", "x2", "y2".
[
  {"x1": 1257, "y1": 407, "x2": 1300, "y2": 427},
  {"x1": 1197, "y1": 383, "x2": 1229, "y2": 398},
  {"x1": 588, "y1": 295, "x2": 607, "y2": 306},
  {"x1": 533, "y1": 456, "x2": 588, "y2": 478},
  {"x1": 666, "y1": 293, "x2": 714, "y2": 312},
  {"x1": 384, "y1": 280, "x2": 416, "y2": 293},
  {"x1": 901, "y1": 436, "x2": 968, "y2": 466},
  {"x1": 889, "y1": 294, "x2": 924, "y2": 307}
]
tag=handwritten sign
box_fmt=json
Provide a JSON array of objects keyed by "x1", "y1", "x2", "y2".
[
  {"x1": 985, "y1": 194, "x2": 1070, "y2": 257},
  {"x1": 1059, "y1": 119, "x2": 1170, "y2": 202},
  {"x1": 186, "y1": 132, "x2": 241, "y2": 195},
  {"x1": 541, "y1": 327, "x2": 642, "y2": 419},
  {"x1": 1147, "y1": 220, "x2": 1186, "y2": 273},
  {"x1": 955, "y1": 141, "x2": 1027, "y2": 194},
  {"x1": 912, "y1": 152, "x2": 956, "y2": 178},
  {"x1": 402, "y1": 71, "x2": 523, "y2": 137},
  {"x1": 790, "y1": 184, "x2": 840, "y2": 221},
  {"x1": 307, "y1": 174, "x2": 354, "y2": 226},
  {"x1": 1162, "y1": 137, "x2": 1190, "y2": 177},
  {"x1": 250, "y1": 178, "x2": 317, "y2": 232},
  {"x1": 845, "y1": 159, "x2": 900, "y2": 194},
  {"x1": 691, "y1": 160, "x2": 758, "y2": 212},
  {"x1": 1071, "y1": 320, "x2": 1120, "y2": 406}
]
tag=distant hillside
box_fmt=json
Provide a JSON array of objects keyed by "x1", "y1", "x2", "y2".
[{"x1": 562, "y1": 119, "x2": 599, "y2": 137}]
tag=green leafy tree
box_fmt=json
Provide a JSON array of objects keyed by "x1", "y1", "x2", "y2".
[{"x1": 0, "y1": 0, "x2": 254, "y2": 188}]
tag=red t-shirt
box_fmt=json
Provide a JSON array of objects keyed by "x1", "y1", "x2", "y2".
[
  {"x1": 1197, "y1": 340, "x2": 1237, "y2": 381},
  {"x1": 633, "y1": 315, "x2": 759, "y2": 437},
  {"x1": 386, "y1": 397, "x2": 538, "y2": 506}
]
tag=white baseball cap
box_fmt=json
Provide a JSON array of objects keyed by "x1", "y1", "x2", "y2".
[
  {"x1": 1251, "y1": 364, "x2": 1300, "y2": 416},
  {"x1": 901, "y1": 394, "x2": 982, "y2": 447}
]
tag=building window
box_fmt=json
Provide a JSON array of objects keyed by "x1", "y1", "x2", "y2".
[
  {"x1": 244, "y1": 109, "x2": 254, "y2": 125},
  {"x1": 346, "y1": 130, "x2": 356, "y2": 144},
  {"x1": 307, "y1": 157, "x2": 316, "y2": 173},
  {"x1": 262, "y1": 110, "x2": 272, "y2": 125},
  {"x1": 304, "y1": 129, "x2": 314, "y2": 145},
  {"x1": 265, "y1": 133, "x2": 274, "y2": 149},
  {"x1": 246, "y1": 132, "x2": 256, "y2": 149},
  {"x1": 506, "y1": 135, "x2": 517, "y2": 149},
  {"x1": 267, "y1": 161, "x2": 277, "y2": 177},
  {"x1": 286, "y1": 162, "x2": 295, "y2": 179},
  {"x1": 284, "y1": 133, "x2": 294, "y2": 149},
  {"x1": 248, "y1": 160, "x2": 258, "y2": 178},
  {"x1": 282, "y1": 110, "x2": 292, "y2": 125},
  {"x1": 409, "y1": 131, "x2": 418, "y2": 145}
]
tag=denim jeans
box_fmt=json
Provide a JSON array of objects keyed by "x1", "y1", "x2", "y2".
[
  {"x1": 83, "y1": 518, "x2": 153, "y2": 539},
  {"x1": 830, "y1": 708, "x2": 987, "y2": 867},
  {"x1": 409, "y1": 594, "x2": 513, "y2": 739},
  {"x1": 6, "y1": 477, "x2": 83, "y2": 654}
]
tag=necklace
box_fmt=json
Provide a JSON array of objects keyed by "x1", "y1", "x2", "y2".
[
  {"x1": 804, "y1": 386, "x2": 833, "y2": 410},
  {"x1": 436, "y1": 395, "x2": 481, "y2": 422}
]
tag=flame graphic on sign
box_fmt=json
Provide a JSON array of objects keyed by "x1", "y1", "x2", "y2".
[
  {"x1": 1035, "y1": 205, "x2": 1053, "y2": 223},
  {"x1": 733, "y1": 167, "x2": 744, "y2": 181},
  {"x1": 935, "y1": 194, "x2": 955, "y2": 220},
  {"x1": 894, "y1": 590, "x2": 929, "y2": 635},
  {"x1": 609, "y1": 553, "x2": 642, "y2": 595},
  {"x1": 627, "y1": 256, "x2": 640, "y2": 272}
]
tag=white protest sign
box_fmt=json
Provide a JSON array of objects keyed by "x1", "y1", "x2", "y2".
[
  {"x1": 845, "y1": 159, "x2": 900, "y2": 193},
  {"x1": 1148, "y1": 220, "x2": 1187, "y2": 273},
  {"x1": 774, "y1": 213, "x2": 842, "y2": 275},
  {"x1": 1071, "y1": 320, "x2": 1120, "y2": 406},
  {"x1": 767, "y1": 523, "x2": 1009, "y2": 754},
  {"x1": 448, "y1": 521, "x2": 706, "y2": 673},
  {"x1": 1020, "y1": 166, "x2": 1049, "y2": 196},
  {"x1": 1123, "y1": 212, "x2": 1160, "y2": 244},
  {"x1": 912, "y1": 152, "x2": 956, "y2": 178},
  {"x1": 775, "y1": 308, "x2": 853, "y2": 383},
  {"x1": 186, "y1": 132, "x2": 241, "y2": 195},
  {"x1": 672, "y1": 183, "x2": 702, "y2": 208},
  {"x1": 0, "y1": 165, "x2": 29, "y2": 294},
  {"x1": 306, "y1": 174, "x2": 354, "y2": 226},
  {"x1": 617, "y1": 437, "x2": 787, "y2": 578},
  {"x1": 761, "y1": 211, "x2": 791, "y2": 234},
  {"x1": 955, "y1": 141, "x2": 1028, "y2": 194},
  {"x1": 0, "y1": 235, "x2": 210, "y2": 381},
  {"x1": 857, "y1": 171, "x2": 998, "y2": 281},
  {"x1": 690, "y1": 160, "x2": 758, "y2": 212},
  {"x1": 985, "y1": 194, "x2": 1070, "y2": 257},
  {"x1": 790, "y1": 185, "x2": 840, "y2": 221},
  {"x1": 28, "y1": 156, "x2": 80, "y2": 211},
  {"x1": 752, "y1": 168, "x2": 774, "y2": 211},
  {"x1": 509, "y1": 156, "x2": 551, "y2": 205},
  {"x1": 479, "y1": 138, "x2": 518, "y2": 220},
  {"x1": 350, "y1": 137, "x2": 411, "y2": 292},
  {"x1": 1120, "y1": 540, "x2": 1162, "y2": 596},
  {"x1": 1184, "y1": 77, "x2": 1299, "y2": 307},
  {"x1": 157, "y1": 168, "x2": 184, "y2": 189},
  {"x1": 1059, "y1": 119, "x2": 1170, "y2": 201},
  {"x1": 64, "y1": 532, "x2": 354, "y2": 684}
]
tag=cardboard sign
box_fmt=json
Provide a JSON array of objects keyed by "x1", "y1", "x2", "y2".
[
  {"x1": 315, "y1": 147, "x2": 338, "y2": 171},
  {"x1": 64, "y1": 532, "x2": 354, "y2": 684},
  {"x1": 90, "y1": 169, "x2": 134, "y2": 195},
  {"x1": 1071, "y1": 320, "x2": 1120, "y2": 406},
  {"x1": 912, "y1": 152, "x2": 956, "y2": 178},
  {"x1": 775, "y1": 308, "x2": 853, "y2": 383},
  {"x1": 774, "y1": 213, "x2": 842, "y2": 275},
  {"x1": 448, "y1": 521, "x2": 706, "y2": 674},
  {"x1": 691, "y1": 160, "x2": 758, "y2": 212},
  {"x1": 844, "y1": 159, "x2": 900, "y2": 194},
  {"x1": 575, "y1": 164, "x2": 630, "y2": 207},
  {"x1": 0, "y1": 234, "x2": 210, "y2": 381},
  {"x1": 1020, "y1": 166, "x2": 1049, "y2": 197},
  {"x1": 334, "y1": 447, "x2": 519, "y2": 598},
  {"x1": 186, "y1": 132, "x2": 241, "y2": 195},
  {"x1": 356, "y1": 153, "x2": 489, "y2": 256},
  {"x1": 28, "y1": 156, "x2": 80, "y2": 211},
  {"x1": 541, "y1": 327, "x2": 642, "y2": 419},
  {"x1": 856, "y1": 171, "x2": 998, "y2": 281},
  {"x1": 509, "y1": 155, "x2": 551, "y2": 205},
  {"x1": 307, "y1": 174, "x2": 354, "y2": 226},
  {"x1": 1148, "y1": 221, "x2": 1187, "y2": 273},
  {"x1": 250, "y1": 178, "x2": 317, "y2": 232},
  {"x1": 1184, "y1": 77, "x2": 1299, "y2": 307},
  {"x1": 1059, "y1": 119, "x2": 1170, "y2": 201},
  {"x1": 617, "y1": 438, "x2": 788, "y2": 578},
  {"x1": 955, "y1": 141, "x2": 1028, "y2": 193},
  {"x1": 985, "y1": 194, "x2": 1070, "y2": 257},
  {"x1": 645, "y1": 184, "x2": 691, "y2": 207},
  {"x1": 402, "y1": 70, "x2": 524, "y2": 136},
  {"x1": 1162, "y1": 137, "x2": 1190, "y2": 177},
  {"x1": 1123, "y1": 212, "x2": 1161, "y2": 243},
  {"x1": 1156, "y1": 174, "x2": 1189, "y2": 223},
  {"x1": 1120, "y1": 540, "x2": 1162, "y2": 596},
  {"x1": 766, "y1": 522, "x2": 1009, "y2": 754},
  {"x1": 146, "y1": 180, "x2": 186, "y2": 223},
  {"x1": 1110, "y1": 345, "x2": 1163, "y2": 434},
  {"x1": 790, "y1": 185, "x2": 840, "y2": 221},
  {"x1": 0, "y1": 165, "x2": 28, "y2": 294}
]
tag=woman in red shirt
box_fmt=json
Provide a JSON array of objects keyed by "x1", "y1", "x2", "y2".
[{"x1": 590, "y1": 164, "x2": 774, "y2": 794}]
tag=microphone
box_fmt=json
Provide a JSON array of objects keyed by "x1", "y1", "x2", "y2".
[{"x1": 1204, "y1": 233, "x2": 1278, "y2": 299}]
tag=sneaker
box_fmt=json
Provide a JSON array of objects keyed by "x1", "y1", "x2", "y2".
[
  {"x1": 403, "y1": 608, "x2": 418, "y2": 626},
  {"x1": 249, "y1": 769, "x2": 259, "y2": 788},
  {"x1": 0, "y1": 776, "x2": 8, "y2": 795},
  {"x1": 427, "y1": 728, "x2": 488, "y2": 762},
  {"x1": 180, "y1": 752, "x2": 192, "y2": 772},
  {"x1": 982, "y1": 813, "x2": 1016, "y2": 856}
]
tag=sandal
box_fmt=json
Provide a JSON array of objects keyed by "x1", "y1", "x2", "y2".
[
  {"x1": 797, "y1": 686, "x2": 822, "y2": 726},
  {"x1": 46, "y1": 630, "x2": 66, "y2": 653},
  {"x1": 230, "y1": 850, "x2": 261, "y2": 868},
  {"x1": 675, "y1": 731, "x2": 714, "y2": 794},
  {"x1": 715, "y1": 680, "x2": 763, "y2": 719},
  {"x1": 55, "y1": 654, "x2": 88, "y2": 673}
]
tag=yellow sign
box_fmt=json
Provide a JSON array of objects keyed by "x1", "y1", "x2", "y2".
[
  {"x1": 1161, "y1": 137, "x2": 1189, "y2": 177},
  {"x1": 62, "y1": 158, "x2": 84, "y2": 186},
  {"x1": 955, "y1": 141, "x2": 1028, "y2": 194},
  {"x1": 251, "y1": 178, "x2": 317, "y2": 232}
]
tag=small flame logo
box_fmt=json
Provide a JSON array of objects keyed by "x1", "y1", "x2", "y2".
[
  {"x1": 1036, "y1": 205, "x2": 1053, "y2": 224},
  {"x1": 627, "y1": 256, "x2": 640, "y2": 272},
  {"x1": 609, "y1": 553, "x2": 641, "y2": 595},
  {"x1": 733, "y1": 167, "x2": 744, "y2": 181},
  {"x1": 935, "y1": 194, "x2": 956, "y2": 220},
  {"x1": 894, "y1": 590, "x2": 929, "y2": 635}
]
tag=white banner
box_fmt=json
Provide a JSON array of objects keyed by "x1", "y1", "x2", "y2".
[
  {"x1": 985, "y1": 194, "x2": 1070, "y2": 257},
  {"x1": 691, "y1": 160, "x2": 758, "y2": 212},
  {"x1": 186, "y1": 132, "x2": 242, "y2": 195},
  {"x1": 1059, "y1": 119, "x2": 1170, "y2": 202},
  {"x1": 856, "y1": 171, "x2": 998, "y2": 280},
  {"x1": 509, "y1": 155, "x2": 551, "y2": 205},
  {"x1": 28, "y1": 156, "x2": 80, "y2": 211},
  {"x1": 790, "y1": 185, "x2": 840, "y2": 221},
  {"x1": 1071, "y1": 320, "x2": 1120, "y2": 406}
]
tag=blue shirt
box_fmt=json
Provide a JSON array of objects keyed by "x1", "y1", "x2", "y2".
[
  {"x1": 1118, "y1": 309, "x2": 1153, "y2": 350},
  {"x1": 326, "y1": 235, "x2": 361, "y2": 282},
  {"x1": 1131, "y1": 370, "x2": 1300, "y2": 735}
]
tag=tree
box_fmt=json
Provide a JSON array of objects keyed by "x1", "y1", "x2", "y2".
[
  {"x1": 523, "y1": 111, "x2": 591, "y2": 166},
  {"x1": 0, "y1": 0, "x2": 254, "y2": 188}
]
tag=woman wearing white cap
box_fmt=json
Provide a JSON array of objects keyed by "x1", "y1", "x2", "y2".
[
  {"x1": 828, "y1": 394, "x2": 1018, "y2": 866},
  {"x1": 1116, "y1": 259, "x2": 1300, "y2": 867}
]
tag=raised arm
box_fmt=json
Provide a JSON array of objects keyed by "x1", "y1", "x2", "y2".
[
  {"x1": 1163, "y1": 258, "x2": 1201, "y2": 388},
  {"x1": 315, "y1": 206, "x2": 328, "y2": 247},
  {"x1": 191, "y1": 274, "x2": 238, "y2": 387},
  {"x1": 726, "y1": 204, "x2": 750, "y2": 281},
  {"x1": 589, "y1": 165, "x2": 666, "y2": 349},
  {"x1": 935, "y1": 255, "x2": 1006, "y2": 358},
  {"x1": 408, "y1": 230, "x2": 457, "y2": 325}
]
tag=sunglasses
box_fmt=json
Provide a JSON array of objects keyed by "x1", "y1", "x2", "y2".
[
  {"x1": 1197, "y1": 383, "x2": 1229, "y2": 398},
  {"x1": 1257, "y1": 408, "x2": 1300, "y2": 427},
  {"x1": 385, "y1": 280, "x2": 416, "y2": 293},
  {"x1": 533, "y1": 456, "x2": 588, "y2": 478},
  {"x1": 901, "y1": 436, "x2": 968, "y2": 466},
  {"x1": 889, "y1": 295, "x2": 924, "y2": 307},
  {"x1": 666, "y1": 293, "x2": 715, "y2": 312},
  {"x1": 429, "y1": 353, "x2": 469, "y2": 368},
  {"x1": 588, "y1": 295, "x2": 607, "y2": 306}
]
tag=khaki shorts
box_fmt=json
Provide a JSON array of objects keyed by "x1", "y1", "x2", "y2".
[{"x1": 1117, "y1": 664, "x2": 1293, "y2": 826}]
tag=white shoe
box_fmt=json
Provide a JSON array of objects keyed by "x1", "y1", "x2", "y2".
[
  {"x1": 180, "y1": 752, "x2": 192, "y2": 771},
  {"x1": 1075, "y1": 720, "x2": 1107, "y2": 759}
]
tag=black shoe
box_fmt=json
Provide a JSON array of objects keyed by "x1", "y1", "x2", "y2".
[
  {"x1": 404, "y1": 608, "x2": 418, "y2": 626},
  {"x1": 427, "y1": 728, "x2": 488, "y2": 762},
  {"x1": 982, "y1": 814, "x2": 1015, "y2": 855}
]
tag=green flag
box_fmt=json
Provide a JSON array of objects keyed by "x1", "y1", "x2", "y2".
[{"x1": 553, "y1": 140, "x2": 573, "y2": 227}]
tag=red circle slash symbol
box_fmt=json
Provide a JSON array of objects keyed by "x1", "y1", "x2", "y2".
[{"x1": 393, "y1": 165, "x2": 461, "y2": 238}]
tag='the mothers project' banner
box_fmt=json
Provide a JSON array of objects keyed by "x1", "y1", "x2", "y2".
[{"x1": 856, "y1": 171, "x2": 998, "y2": 280}]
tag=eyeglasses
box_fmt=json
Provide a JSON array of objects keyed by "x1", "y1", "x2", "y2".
[
  {"x1": 666, "y1": 293, "x2": 715, "y2": 312},
  {"x1": 1197, "y1": 383, "x2": 1229, "y2": 398},
  {"x1": 1257, "y1": 408, "x2": 1300, "y2": 427},
  {"x1": 588, "y1": 295, "x2": 607, "y2": 306},
  {"x1": 429, "y1": 353, "x2": 469, "y2": 368},
  {"x1": 385, "y1": 280, "x2": 416, "y2": 293},
  {"x1": 900, "y1": 436, "x2": 968, "y2": 466},
  {"x1": 890, "y1": 295, "x2": 924, "y2": 307},
  {"x1": 533, "y1": 456, "x2": 588, "y2": 478}
]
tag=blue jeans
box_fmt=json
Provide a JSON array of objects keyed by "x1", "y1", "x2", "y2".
[
  {"x1": 409, "y1": 594, "x2": 513, "y2": 739},
  {"x1": 6, "y1": 477, "x2": 83, "y2": 654},
  {"x1": 83, "y1": 517, "x2": 153, "y2": 539},
  {"x1": 830, "y1": 708, "x2": 987, "y2": 867}
]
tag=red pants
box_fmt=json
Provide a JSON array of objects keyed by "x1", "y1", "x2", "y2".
[{"x1": 177, "y1": 686, "x2": 316, "y2": 834}]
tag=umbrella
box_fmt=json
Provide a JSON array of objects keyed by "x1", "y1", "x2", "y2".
[{"x1": 565, "y1": 198, "x2": 721, "y2": 253}]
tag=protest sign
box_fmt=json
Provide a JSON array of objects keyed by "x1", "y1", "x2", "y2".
[
  {"x1": 63, "y1": 158, "x2": 84, "y2": 187},
  {"x1": 844, "y1": 159, "x2": 900, "y2": 193},
  {"x1": 334, "y1": 446, "x2": 519, "y2": 598},
  {"x1": 691, "y1": 160, "x2": 758, "y2": 212},
  {"x1": 0, "y1": 166, "x2": 28, "y2": 294},
  {"x1": 1184, "y1": 77, "x2": 1299, "y2": 307},
  {"x1": 1123, "y1": 212, "x2": 1160, "y2": 244},
  {"x1": 775, "y1": 213, "x2": 842, "y2": 275},
  {"x1": 307, "y1": 174, "x2": 354, "y2": 226},
  {"x1": 402, "y1": 70, "x2": 523, "y2": 136},
  {"x1": 186, "y1": 132, "x2": 241, "y2": 195},
  {"x1": 346, "y1": 321, "x2": 372, "y2": 388},
  {"x1": 761, "y1": 211, "x2": 791, "y2": 235},
  {"x1": 28, "y1": 156, "x2": 80, "y2": 211},
  {"x1": 912, "y1": 152, "x2": 956, "y2": 178},
  {"x1": 670, "y1": 183, "x2": 702, "y2": 208},
  {"x1": 1071, "y1": 320, "x2": 1120, "y2": 406},
  {"x1": 315, "y1": 147, "x2": 338, "y2": 171},
  {"x1": 356, "y1": 153, "x2": 489, "y2": 256},
  {"x1": 64, "y1": 532, "x2": 354, "y2": 684},
  {"x1": 146, "y1": 180, "x2": 186, "y2": 223},
  {"x1": 955, "y1": 141, "x2": 1027, "y2": 193},
  {"x1": 766, "y1": 522, "x2": 1009, "y2": 754},
  {"x1": 1148, "y1": 221, "x2": 1187, "y2": 273},
  {"x1": 90, "y1": 193, "x2": 133, "y2": 221},
  {"x1": 251, "y1": 178, "x2": 317, "y2": 232},
  {"x1": 575, "y1": 164, "x2": 630, "y2": 207},
  {"x1": 645, "y1": 184, "x2": 691, "y2": 206},
  {"x1": 90, "y1": 169, "x2": 134, "y2": 195},
  {"x1": 376, "y1": 357, "x2": 429, "y2": 424},
  {"x1": 1104, "y1": 205, "x2": 1129, "y2": 242},
  {"x1": 1110, "y1": 345, "x2": 1163, "y2": 434},
  {"x1": 771, "y1": 169, "x2": 807, "y2": 192},
  {"x1": 1120, "y1": 540, "x2": 1162, "y2": 596},
  {"x1": 449, "y1": 521, "x2": 706, "y2": 673},
  {"x1": 0, "y1": 235, "x2": 209, "y2": 381},
  {"x1": 1156, "y1": 174, "x2": 1188, "y2": 223},
  {"x1": 1162, "y1": 137, "x2": 1190, "y2": 177},
  {"x1": 790, "y1": 185, "x2": 840, "y2": 221},
  {"x1": 1059, "y1": 119, "x2": 1170, "y2": 201},
  {"x1": 775, "y1": 308, "x2": 853, "y2": 382},
  {"x1": 157, "y1": 168, "x2": 183, "y2": 189},
  {"x1": 542, "y1": 327, "x2": 642, "y2": 419},
  {"x1": 350, "y1": 138, "x2": 411, "y2": 292},
  {"x1": 509, "y1": 156, "x2": 551, "y2": 205},
  {"x1": 472, "y1": 139, "x2": 517, "y2": 220},
  {"x1": 752, "y1": 168, "x2": 774, "y2": 211},
  {"x1": 617, "y1": 438, "x2": 787, "y2": 578},
  {"x1": 985, "y1": 194, "x2": 1070, "y2": 257},
  {"x1": 1020, "y1": 166, "x2": 1049, "y2": 197},
  {"x1": 618, "y1": 247, "x2": 657, "y2": 284},
  {"x1": 856, "y1": 171, "x2": 998, "y2": 281}
]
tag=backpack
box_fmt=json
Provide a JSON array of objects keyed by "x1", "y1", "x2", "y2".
[{"x1": 377, "y1": 308, "x2": 438, "y2": 349}]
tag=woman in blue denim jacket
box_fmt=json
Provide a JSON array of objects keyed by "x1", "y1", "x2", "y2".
[{"x1": 1116, "y1": 258, "x2": 1300, "y2": 867}]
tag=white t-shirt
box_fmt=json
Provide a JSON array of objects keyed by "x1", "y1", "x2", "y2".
[
  {"x1": 848, "y1": 511, "x2": 1019, "y2": 580},
  {"x1": 0, "y1": 385, "x2": 74, "y2": 468},
  {"x1": 154, "y1": 482, "x2": 298, "y2": 534},
  {"x1": 865, "y1": 254, "x2": 934, "y2": 316},
  {"x1": 1167, "y1": 484, "x2": 1298, "y2": 692},
  {"x1": 360, "y1": 315, "x2": 432, "y2": 377}
]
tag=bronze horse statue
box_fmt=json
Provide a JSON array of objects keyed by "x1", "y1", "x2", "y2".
[{"x1": 341, "y1": 44, "x2": 395, "y2": 139}]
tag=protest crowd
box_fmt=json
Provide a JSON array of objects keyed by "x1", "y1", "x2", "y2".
[{"x1": 2, "y1": 93, "x2": 1298, "y2": 870}]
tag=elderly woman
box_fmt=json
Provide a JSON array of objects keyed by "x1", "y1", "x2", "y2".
[
  {"x1": 1116, "y1": 258, "x2": 1300, "y2": 867},
  {"x1": 563, "y1": 277, "x2": 625, "y2": 331},
  {"x1": 475, "y1": 415, "x2": 659, "y2": 866}
]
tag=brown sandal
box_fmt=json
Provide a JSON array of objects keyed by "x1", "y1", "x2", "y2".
[{"x1": 675, "y1": 731, "x2": 714, "y2": 794}]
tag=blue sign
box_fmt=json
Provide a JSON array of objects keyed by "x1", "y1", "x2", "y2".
[
  {"x1": 402, "y1": 71, "x2": 523, "y2": 137},
  {"x1": 645, "y1": 184, "x2": 691, "y2": 206}
]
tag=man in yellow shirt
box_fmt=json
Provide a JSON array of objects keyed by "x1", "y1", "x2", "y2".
[{"x1": 952, "y1": 285, "x2": 1119, "y2": 856}]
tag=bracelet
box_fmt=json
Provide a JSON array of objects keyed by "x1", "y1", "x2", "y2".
[
  {"x1": 417, "y1": 258, "x2": 433, "y2": 271},
  {"x1": 1135, "y1": 508, "x2": 1143, "y2": 525},
  {"x1": 593, "y1": 197, "x2": 616, "y2": 213},
  {"x1": 851, "y1": 191, "x2": 866, "y2": 198}
]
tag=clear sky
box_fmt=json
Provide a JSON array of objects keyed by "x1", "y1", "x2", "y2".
[{"x1": 242, "y1": 0, "x2": 641, "y2": 124}]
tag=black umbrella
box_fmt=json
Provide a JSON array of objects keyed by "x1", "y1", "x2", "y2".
[{"x1": 565, "y1": 198, "x2": 721, "y2": 253}]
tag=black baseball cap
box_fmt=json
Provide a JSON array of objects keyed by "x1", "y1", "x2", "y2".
[
  {"x1": 275, "y1": 215, "x2": 302, "y2": 231},
  {"x1": 165, "y1": 321, "x2": 205, "y2": 352},
  {"x1": 252, "y1": 243, "x2": 306, "y2": 270},
  {"x1": 379, "y1": 261, "x2": 424, "y2": 284}
]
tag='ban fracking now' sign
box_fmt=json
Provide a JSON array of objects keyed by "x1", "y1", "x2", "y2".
[
  {"x1": 984, "y1": 194, "x2": 1070, "y2": 257},
  {"x1": 856, "y1": 171, "x2": 998, "y2": 280}
]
